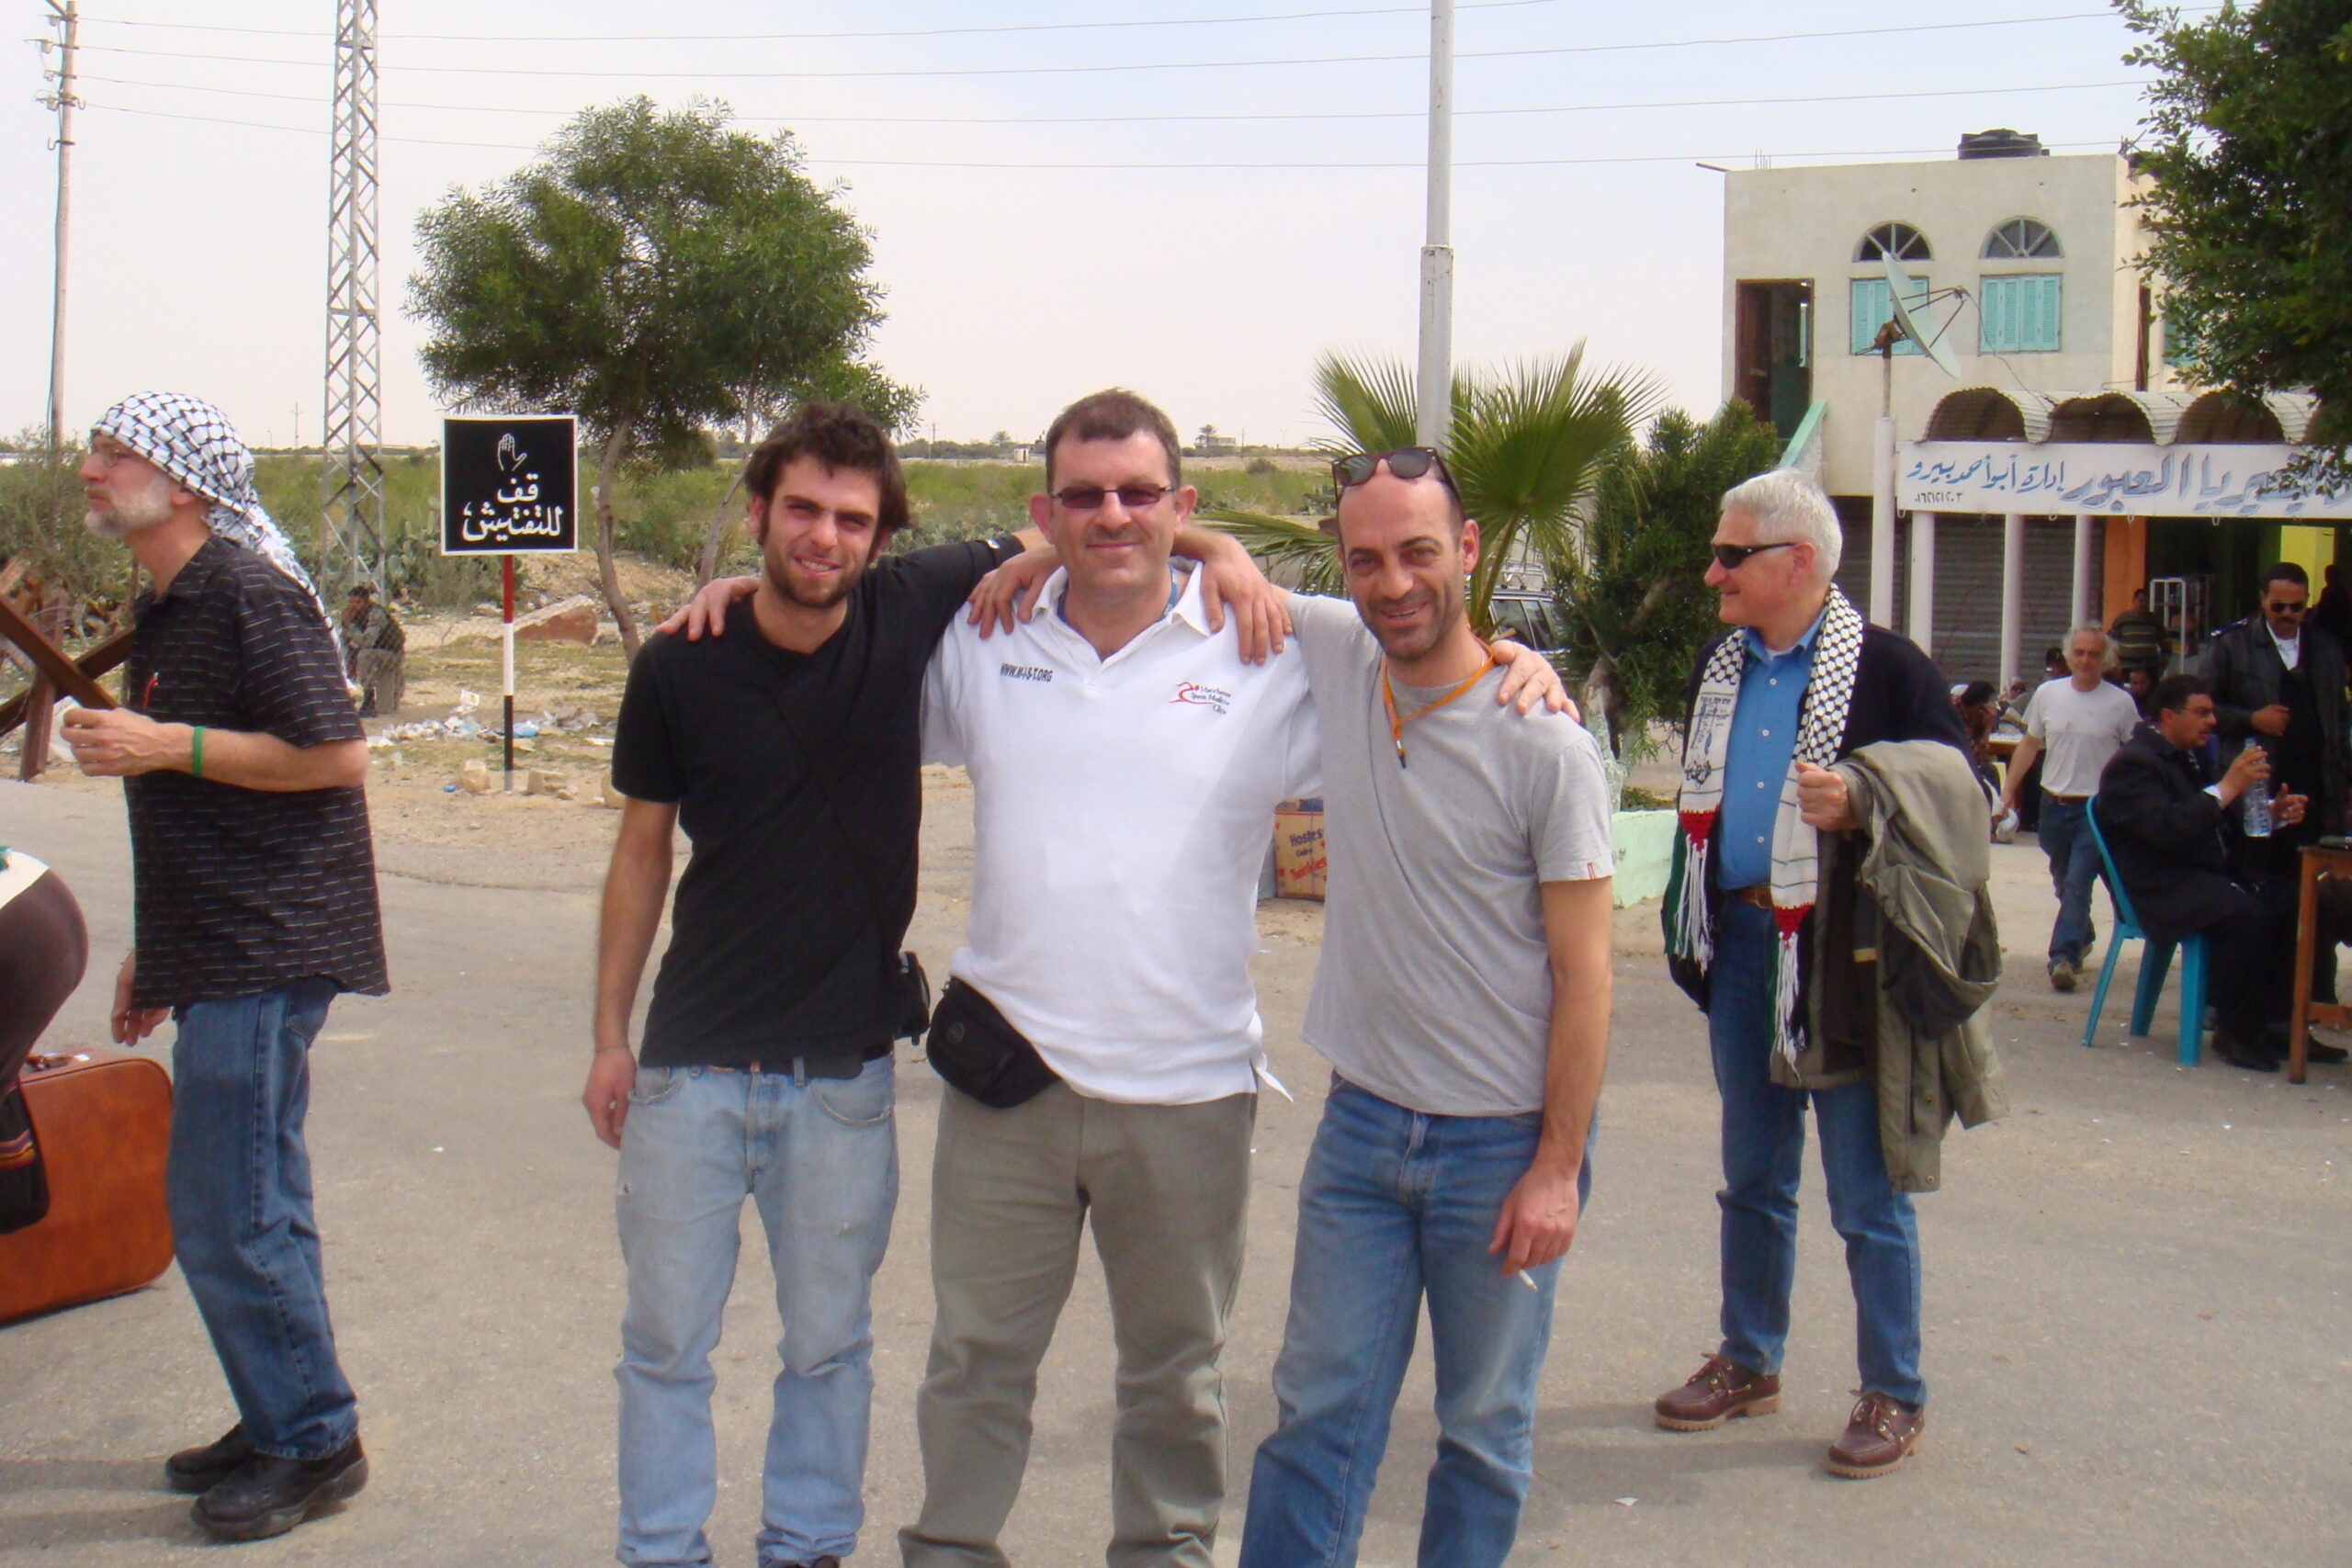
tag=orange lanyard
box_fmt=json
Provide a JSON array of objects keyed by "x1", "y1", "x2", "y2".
[{"x1": 1380, "y1": 646, "x2": 1497, "y2": 768}]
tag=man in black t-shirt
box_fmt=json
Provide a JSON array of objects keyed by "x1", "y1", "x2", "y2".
[
  {"x1": 591, "y1": 403, "x2": 1032, "y2": 1568},
  {"x1": 62, "y1": 393, "x2": 381, "y2": 1544}
]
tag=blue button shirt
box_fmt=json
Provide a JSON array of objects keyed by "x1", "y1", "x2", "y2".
[{"x1": 1716, "y1": 609, "x2": 1826, "y2": 890}]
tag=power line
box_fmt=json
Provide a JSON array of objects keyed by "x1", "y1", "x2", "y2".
[
  {"x1": 75, "y1": 99, "x2": 2117, "y2": 168},
  {"x1": 75, "y1": 69, "x2": 2154, "y2": 125},
  {"x1": 80, "y1": 0, "x2": 1572, "y2": 45},
  {"x1": 71, "y1": 11, "x2": 2165, "y2": 80}
]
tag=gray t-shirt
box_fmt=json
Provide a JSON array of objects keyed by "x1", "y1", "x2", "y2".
[{"x1": 1292, "y1": 593, "x2": 1615, "y2": 1116}]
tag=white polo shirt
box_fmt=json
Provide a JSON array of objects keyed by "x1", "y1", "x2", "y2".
[{"x1": 922, "y1": 565, "x2": 1318, "y2": 1104}]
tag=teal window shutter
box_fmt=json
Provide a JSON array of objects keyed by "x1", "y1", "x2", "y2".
[
  {"x1": 1849, "y1": 276, "x2": 1928, "y2": 355},
  {"x1": 1981, "y1": 274, "x2": 2062, "y2": 352}
]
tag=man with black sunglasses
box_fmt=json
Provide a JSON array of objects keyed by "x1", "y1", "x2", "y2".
[
  {"x1": 1654, "y1": 468, "x2": 2003, "y2": 1481},
  {"x1": 2197, "y1": 561, "x2": 2352, "y2": 1013}
]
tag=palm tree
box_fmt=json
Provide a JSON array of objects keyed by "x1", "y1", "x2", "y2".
[{"x1": 1199, "y1": 346, "x2": 1661, "y2": 631}]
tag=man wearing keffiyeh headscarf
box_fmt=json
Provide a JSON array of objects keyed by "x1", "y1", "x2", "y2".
[
  {"x1": 62, "y1": 390, "x2": 385, "y2": 1543},
  {"x1": 88, "y1": 391, "x2": 334, "y2": 629}
]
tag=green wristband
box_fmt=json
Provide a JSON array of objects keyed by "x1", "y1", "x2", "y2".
[{"x1": 189, "y1": 726, "x2": 205, "y2": 780}]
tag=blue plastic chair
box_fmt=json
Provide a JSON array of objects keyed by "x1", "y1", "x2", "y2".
[{"x1": 2081, "y1": 795, "x2": 2209, "y2": 1065}]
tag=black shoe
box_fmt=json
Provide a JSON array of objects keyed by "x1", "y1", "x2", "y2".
[
  {"x1": 164, "y1": 1425, "x2": 253, "y2": 1495},
  {"x1": 2212, "y1": 1032, "x2": 2283, "y2": 1073},
  {"x1": 193, "y1": 1437, "x2": 368, "y2": 1542}
]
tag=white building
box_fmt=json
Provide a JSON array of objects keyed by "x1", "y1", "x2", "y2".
[{"x1": 1714, "y1": 131, "x2": 2265, "y2": 683}]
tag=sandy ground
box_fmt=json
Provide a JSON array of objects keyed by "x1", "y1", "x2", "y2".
[{"x1": 2, "y1": 761, "x2": 2348, "y2": 1567}]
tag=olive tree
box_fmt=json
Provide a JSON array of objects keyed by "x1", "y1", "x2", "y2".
[{"x1": 409, "y1": 96, "x2": 916, "y2": 654}]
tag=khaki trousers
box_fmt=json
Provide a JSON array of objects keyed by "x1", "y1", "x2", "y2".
[{"x1": 900, "y1": 1083, "x2": 1255, "y2": 1568}]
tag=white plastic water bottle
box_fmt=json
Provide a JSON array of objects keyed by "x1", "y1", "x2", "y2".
[{"x1": 2241, "y1": 739, "x2": 2274, "y2": 838}]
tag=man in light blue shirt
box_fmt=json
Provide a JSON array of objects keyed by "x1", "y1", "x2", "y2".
[{"x1": 1715, "y1": 614, "x2": 1824, "y2": 889}]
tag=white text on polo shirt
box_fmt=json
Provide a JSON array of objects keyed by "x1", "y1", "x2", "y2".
[
  {"x1": 999, "y1": 662, "x2": 1054, "y2": 682},
  {"x1": 1170, "y1": 682, "x2": 1233, "y2": 715}
]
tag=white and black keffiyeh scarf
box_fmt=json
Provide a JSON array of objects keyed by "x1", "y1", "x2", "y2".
[
  {"x1": 93, "y1": 391, "x2": 331, "y2": 628},
  {"x1": 1664, "y1": 587, "x2": 1867, "y2": 1062}
]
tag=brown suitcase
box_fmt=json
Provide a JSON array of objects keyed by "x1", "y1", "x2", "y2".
[{"x1": 0, "y1": 1048, "x2": 175, "y2": 1324}]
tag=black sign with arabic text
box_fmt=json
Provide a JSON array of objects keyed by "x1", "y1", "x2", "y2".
[{"x1": 440, "y1": 415, "x2": 579, "y2": 555}]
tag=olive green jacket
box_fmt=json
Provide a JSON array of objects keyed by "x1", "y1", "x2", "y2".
[{"x1": 1781, "y1": 739, "x2": 2009, "y2": 1192}]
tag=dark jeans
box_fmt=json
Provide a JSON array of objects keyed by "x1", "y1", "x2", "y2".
[
  {"x1": 2185, "y1": 881, "x2": 2299, "y2": 1043},
  {"x1": 168, "y1": 978, "x2": 358, "y2": 1460},
  {"x1": 1708, "y1": 900, "x2": 1924, "y2": 1407}
]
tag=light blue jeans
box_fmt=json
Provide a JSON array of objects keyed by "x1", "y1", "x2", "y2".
[
  {"x1": 1238, "y1": 1078, "x2": 1591, "y2": 1568},
  {"x1": 614, "y1": 1056, "x2": 898, "y2": 1568}
]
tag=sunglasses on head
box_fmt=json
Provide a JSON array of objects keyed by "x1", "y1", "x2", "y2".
[
  {"x1": 1710, "y1": 541, "x2": 1795, "y2": 570},
  {"x1": 1331, "y1": 447, "x2": 1458, "y2": 495},
  {"x1": 1051, "y1": 482, "x2": 1175, "y2": 513}
]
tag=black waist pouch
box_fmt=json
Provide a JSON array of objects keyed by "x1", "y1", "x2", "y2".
[{"x1": 926, "y1": 979, "x2": 1060, "y2": 1110}]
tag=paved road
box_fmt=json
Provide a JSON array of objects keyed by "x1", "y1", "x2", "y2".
[{"x1": 3, "y1": 777, "x2": 2346, "y2": 1566}]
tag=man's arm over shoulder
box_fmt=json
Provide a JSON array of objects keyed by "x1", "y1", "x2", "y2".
[{"x1": 888, "y1": 536, "x2": 1029, "y2": 643}]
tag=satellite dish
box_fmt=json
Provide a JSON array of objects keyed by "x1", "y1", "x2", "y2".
[{"x1": 1883, "y1": 252, "x2": 1964, "y2": 378}]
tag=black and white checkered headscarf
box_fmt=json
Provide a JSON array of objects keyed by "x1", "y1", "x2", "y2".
[{"x1": 93, "y1": 391, "x2": 330, "y2": 628}]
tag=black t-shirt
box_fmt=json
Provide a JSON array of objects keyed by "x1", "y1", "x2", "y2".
[
  {"x1": 124, "y1": 536, "x2": 387, "y2": 1009},
  {"x1": 612, "y1": 536, "x2": 1020, "y2": 1066}
]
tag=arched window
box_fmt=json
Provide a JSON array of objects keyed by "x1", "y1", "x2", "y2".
[
  {"x1": 1982, "y1": 218, "x2": 2061, "y2": 259},
  {"x1": 1854, "y1": 222, "x2": 1930, "y2": 264}
]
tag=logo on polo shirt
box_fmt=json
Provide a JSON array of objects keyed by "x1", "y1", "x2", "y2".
[
  {"x1": 999, "y1": 662, "x2": 1054, "y2": 683},
  {"x1": 1170, "y1": 682, "x2": 1232, "y2": 714}
]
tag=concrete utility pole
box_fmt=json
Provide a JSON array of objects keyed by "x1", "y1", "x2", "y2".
[
  {"x1": 40, "y1": 2, "x2": 78, "y2": 447},
  {"x1": 1413, "y1": 0, "x2": 1455, "y2": 450},
  {"x1": 322, "y1": 0, "x2": 386, "y2": 592}
]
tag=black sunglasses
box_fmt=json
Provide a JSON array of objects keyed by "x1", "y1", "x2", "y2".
[
  {"x1": 2266, "y1": 600, "x2": 2307, "y2": 615},
  {"x1": 1052, "y1": 482, "x2": 1175, "y2": 513},
  {"x1": 1331, "y1": 447, "x2": 1458, "y2": 495},
  {"x1": 1711, "y1": 541, "x2": 1795, "y2": 570}
]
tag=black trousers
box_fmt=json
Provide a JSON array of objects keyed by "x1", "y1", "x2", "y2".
[{"x1": 2183, "y1": 879, "x2": 2299, "y2": 1043}]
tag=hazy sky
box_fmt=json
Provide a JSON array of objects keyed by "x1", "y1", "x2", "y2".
[{"x1": 2, "y1": 1, "x2": 2169, "y2": 449}]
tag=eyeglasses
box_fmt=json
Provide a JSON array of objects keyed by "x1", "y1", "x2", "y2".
[
  {"x1": 1052, "y1": 482, "x2": 1175, "y2": 512},
  {"x1": 86, "y1": 440, "x2": 140, "y2": 469},
  {"x1": 2266, "y1": 601, "x2": 2307, "y2": 615},
  {"x1": 1710, "y1": 541, "x2": 1795, "y2": 570},
  {"x1": 1331, "y1": 447, "x2": 1458, "y2": 495}
]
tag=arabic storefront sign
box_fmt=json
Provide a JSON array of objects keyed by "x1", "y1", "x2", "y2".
[
  {"x1": 441, "y1": 415, "x2": 579, "y2": 554},
  {"x1": 1898, "y1": 442, "x2": 2352, "y2": 521}
]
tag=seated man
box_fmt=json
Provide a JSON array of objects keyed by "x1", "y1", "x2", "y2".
[{"x1": 2096, "y1": 674, "x2": 2319, "y2": 1072}]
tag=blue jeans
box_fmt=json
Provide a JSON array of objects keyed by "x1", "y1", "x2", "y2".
[
  {"x1": 2039, "y1": 794, "x2": 2102, "y2": 968},
  {"x1": 167, "y1": 977, "x2": 357, "y2": 1461},
  {"x1": 1710, "y1": 899, "x2": 1924, "y2": 1407},
  {"x1": 1238, "y1": 1079, "x2": 1592, "y2": 1568},
  {"x1": 614, "y1": 1056, "x2": 898, "y2": 1568}
]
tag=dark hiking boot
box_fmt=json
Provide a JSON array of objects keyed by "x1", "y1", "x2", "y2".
[
  {"x1": 193, "y1": 1436, "x2": 368, "y2": 1542},
  {"x1": 164, "y1": 1425, "x2": 253, "y2": 1495}
]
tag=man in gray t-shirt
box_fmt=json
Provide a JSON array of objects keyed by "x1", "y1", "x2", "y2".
[{"x1": 1239, "y1": 448, "x2": 1614, "y2": 1568}]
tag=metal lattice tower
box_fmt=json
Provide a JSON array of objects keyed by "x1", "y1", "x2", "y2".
[{"x1": 321, "y1": 0, "x2": 385, "y2": 592}]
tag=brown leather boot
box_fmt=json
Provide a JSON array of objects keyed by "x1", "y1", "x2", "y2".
[
  {"x1": 1826, "y1": 1392, "x2": 1926, "y2": 1478},
  {"x1": 1654, "y1": 1356, "x2": 1781, "y2": 1431}
]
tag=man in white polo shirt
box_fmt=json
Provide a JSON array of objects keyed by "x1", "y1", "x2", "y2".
[
  {"x1": 1997, "y1": 625, "x2": 2140, "y2": 991},
  {"x1": 902, "y1": 390, "x2": 1567, "y2": 1568},
  {"x1": 901, "y1": 390, "x2": 1306, "y2": 1568}
]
